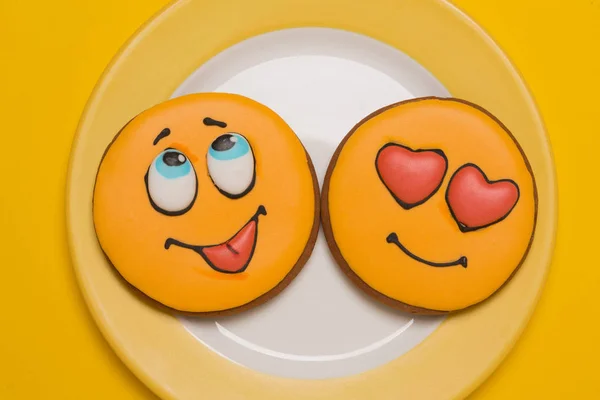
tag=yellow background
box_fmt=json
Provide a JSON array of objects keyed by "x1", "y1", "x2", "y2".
[{"x1": 0, "y1": 0, "x2": 598, "y2": 398}]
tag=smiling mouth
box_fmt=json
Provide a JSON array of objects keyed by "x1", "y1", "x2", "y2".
[
  {"x1": 386, "y1": 232, "x2": 467, "y2": 268},
  {"x1": 164, "y1": 205, "x2": 267, "y2": 274}
]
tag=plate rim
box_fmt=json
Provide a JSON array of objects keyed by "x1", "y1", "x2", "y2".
[{"x1": 66, "y1": 0, "x2": 557, "y2": 399}]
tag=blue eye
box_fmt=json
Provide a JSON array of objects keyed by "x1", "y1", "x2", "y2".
[
  {"x1": 208, "y1": 134, "x2": 250, "y2": 160},
  {"x1": 146, "y1": 149, "x2": 197, "y2": 215},
  {"x1": 207, "y1": 133, "x2": 255, "y2": 198},
  {"x1": 155, "y1": 150, "x2": 192, "y2": 179}
]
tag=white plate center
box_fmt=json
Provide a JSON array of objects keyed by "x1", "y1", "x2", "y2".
[{"x1": 172, "y1": 28, "x2": 449, "y2": 379}]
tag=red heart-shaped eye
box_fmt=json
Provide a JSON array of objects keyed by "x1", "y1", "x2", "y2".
[
  {"x1": 376, "y1": 143, "x2": 448, "y2": 209},
  {"x1": 446, "y1": 164, "x2": 519, "y2": 232}
]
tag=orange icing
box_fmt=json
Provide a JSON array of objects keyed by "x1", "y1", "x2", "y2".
[
  {"x1": 93, "y1": 93, "x2": 316, "y2": 313},
  {"x1": 326, "y1": 98, "x2": 536, "y2": 311}
]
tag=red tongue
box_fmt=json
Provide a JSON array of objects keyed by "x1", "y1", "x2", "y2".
[{"x1": 201, "y1": 220, "x2": 257, "y2": 273}]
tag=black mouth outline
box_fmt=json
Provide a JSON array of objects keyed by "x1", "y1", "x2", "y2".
[
  {"x1": 386, "y1": 233, "x2": 467, "y2": 268},
  {"x1": 164, "y1": 205, "x2": 267, "y2": 274}
]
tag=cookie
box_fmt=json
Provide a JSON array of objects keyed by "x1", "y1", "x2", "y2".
[
  {"x1": 321, "y1": 97, "x2": 537, "y2": 314},
  {"x1": 93, "y1": 93, "x2": 319, "y2": 314}
]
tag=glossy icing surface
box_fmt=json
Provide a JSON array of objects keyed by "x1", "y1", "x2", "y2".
[
  {"x1": 325, "y1": 98, "x2": 537, "y2": 312},
  {"x1": 93, "y1": 93, "x2": 317, "y2": 313}
]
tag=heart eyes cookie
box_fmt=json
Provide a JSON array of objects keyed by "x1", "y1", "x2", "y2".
[{"x1": 322, "y1": 97, "x2": 537, "y2": 314}]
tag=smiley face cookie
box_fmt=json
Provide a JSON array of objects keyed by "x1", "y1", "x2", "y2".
[
  {"x1": 93, "y1": 93, "x2": 319, "y2": 314},
  {"x1": 322, "y1": 97, "x2": 537, "y2": 314}
]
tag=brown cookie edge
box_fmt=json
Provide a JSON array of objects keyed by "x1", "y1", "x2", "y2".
[
  {"x1": 320, "y1": 96, "x2": 539, "y2": 315},
  {"x1": 92, "y1": 116, "x2": 321, "y2": 317}
]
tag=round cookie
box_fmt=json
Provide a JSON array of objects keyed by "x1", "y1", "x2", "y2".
[
  {"x1": 93, "y1": 93, "x2": 319, "y2": 314},
  {"x1": 321, "y1": 97, "x2": 537, "y2": 314}
]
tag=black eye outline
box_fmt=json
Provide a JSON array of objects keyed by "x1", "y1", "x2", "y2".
[
  {"x1": 375, "y1": 142, "x2": 449, "y2": 210},
  {"x1": 144, "y1": 148, "x2": 199, "y2": 216},
  {"x1": 207, "y1": 133, "x2": 256, "y2": 200},
  {"x1": 445, "y1": 163, "x2": 520, "y2": 233}
]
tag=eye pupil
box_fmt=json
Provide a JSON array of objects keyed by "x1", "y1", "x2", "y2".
[
  {"x1": 211, "y1": 134, "x2": 236, "y2": 151},
  {"x1": 163, "y1": 151, "x2": 186, "y2": 166}
]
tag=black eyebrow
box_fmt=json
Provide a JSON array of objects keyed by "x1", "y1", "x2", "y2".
[
  {"x1": 153, "y1": 128, "x2": 171, "y2": 145},
  {"x1": 203, "y1": 117, "x2": 227, "y2": 128}
]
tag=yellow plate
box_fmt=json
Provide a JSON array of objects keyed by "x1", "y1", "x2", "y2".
[{"x1": 66, "y1": 0, "x2": 557, "y2": 398}]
